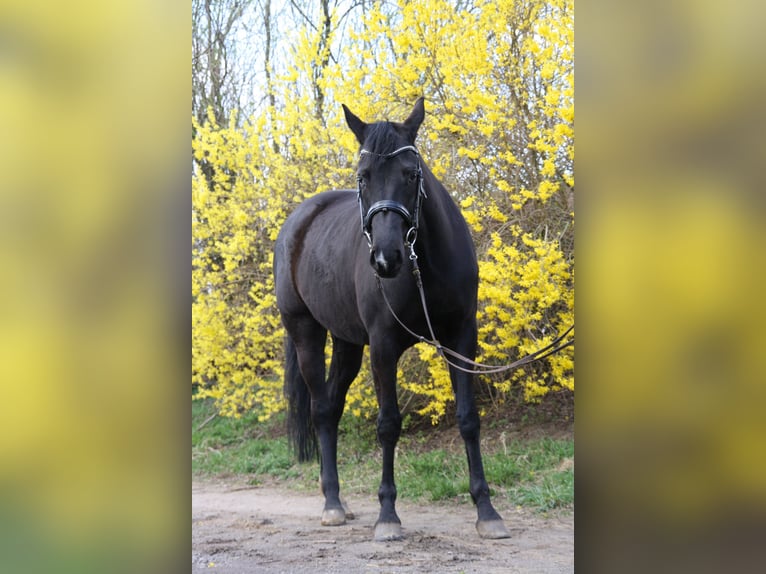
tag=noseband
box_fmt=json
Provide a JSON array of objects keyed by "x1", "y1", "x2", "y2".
[{"x1": 357, "y1": 145, "x2": 427, "y2": 248}]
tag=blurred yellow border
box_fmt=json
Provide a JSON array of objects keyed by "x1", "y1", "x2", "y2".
[
  {"x1": 577, "y1": 0, "x2": 766, "y2": 570},
  {"x1": 0, "y1": 2, "x2": 188, "y2": 572}
]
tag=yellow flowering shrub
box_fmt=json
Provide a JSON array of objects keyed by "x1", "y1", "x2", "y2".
[{"x1": 192, "y1": 0, "x2": 573, "y2": 422}]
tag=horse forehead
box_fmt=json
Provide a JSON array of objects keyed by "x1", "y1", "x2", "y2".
[{"x1": 359, "y1": 151, "x2": 417, "y2": 175}]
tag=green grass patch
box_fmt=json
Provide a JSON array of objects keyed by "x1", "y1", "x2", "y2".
[
  {"x1": 192, "y1": 398, "x2": 573, "y2": 512},
  {"x1": 485, "y1": 437, "x2": 574, "y2": 511},
  {"x1": 394, "y1": 436, "x2": 573, "y2": 510},
  {"x1": 396, "y1": 450, "x2": 470, "y2": 501},
  {"x1": 192, "y1": 399, "x2": 301, "y2": 481}
]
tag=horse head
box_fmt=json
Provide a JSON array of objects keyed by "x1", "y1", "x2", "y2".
[{"x1": 342, "y1": 98, "x2": 426, "y2": 278}]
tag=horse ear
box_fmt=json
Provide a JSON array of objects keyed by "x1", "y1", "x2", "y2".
[
  {"x1": 403, "y1": 97, "x2": 425, "y2": 141},
  {"x1": 342, "y1": 104, "x2": 367, "y2": 145}
]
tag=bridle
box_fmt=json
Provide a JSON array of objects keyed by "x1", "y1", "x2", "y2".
[
  {"x1": 357, "y1": 145, "x2": 427, "y2": 248},
  {"x1": 356, "y1": 146, "x2": 574, "y2": 375}
]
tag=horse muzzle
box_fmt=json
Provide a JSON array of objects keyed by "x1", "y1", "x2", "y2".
[
  {"x1": 361, "y1": 200, "x2": 412, "y2": 278},
  {"x1": 370, "y1": 243, "x2": 404, "y2": 278}
]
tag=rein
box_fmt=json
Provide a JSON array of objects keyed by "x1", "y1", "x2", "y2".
[
  {"x1": 358, "y1": 143, "x2": 573, "y2": 374},
  {"x1": 375, "y1": 231, "x2": 574, "y2": 376}
]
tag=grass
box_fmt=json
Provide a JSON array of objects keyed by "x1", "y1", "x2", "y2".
[
  {"x1": 192, "y1": 399, "x2": 307, "y2": 483},
  {"x1": 192, "y1": 398, "x2": 573, "y2": 513}
]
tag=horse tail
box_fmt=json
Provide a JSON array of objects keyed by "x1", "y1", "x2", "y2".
[{"x1": 283, "y1": 335, "x2": 317, "y2": 462}]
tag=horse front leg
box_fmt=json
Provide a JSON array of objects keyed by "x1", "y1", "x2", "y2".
[
  {"x1": 369, "y1": 341, "x2": 404, "y2": 541},
  {"x1": 447, "y1": 324, "x2": 511, "y2": 539}
]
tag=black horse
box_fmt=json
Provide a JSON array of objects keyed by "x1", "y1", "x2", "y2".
[{"x1": 274, "y1": 98, "x2": 509, "y2": 541}]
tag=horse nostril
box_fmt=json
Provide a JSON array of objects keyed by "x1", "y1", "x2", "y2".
[
  {"x1": 370, "y1": 250, "x2": 385, "y2": 272},
  {"x1": 370, "y1": 248, "x2": 402, "y2": 277}
]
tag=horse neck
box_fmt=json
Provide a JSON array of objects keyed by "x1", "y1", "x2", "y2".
[{"x1": 416, "y1": 163, "x2": 475, "y2": 271}]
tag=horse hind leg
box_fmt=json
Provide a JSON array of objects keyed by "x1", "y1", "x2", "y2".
[
  {"x1": 282, "y1": 317, "x2": 347, "y2": 526},
  {"x1": 315, "y1": 336, "x2": 363, "y2": 527}
]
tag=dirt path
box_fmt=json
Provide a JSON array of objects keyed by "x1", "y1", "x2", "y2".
[{"x1": 192, "y1": 479, "x2": 573, "y2": 573}]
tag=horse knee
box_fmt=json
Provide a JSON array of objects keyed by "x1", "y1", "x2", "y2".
[
  {"x1": 457, "y1": 409, "x2": 480, "y2": 442},
  {"x1": 376, "y1": 411, "x2": 402, "y2": 445},
  {"x1": 378, "y1": 481, "x2": 398, "y2": 504},
  {"x1": 311, "y1": 399, "x2": 342, "y2": 430}
]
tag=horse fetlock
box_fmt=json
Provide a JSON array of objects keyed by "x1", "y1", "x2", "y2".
[
  {"x1": 469, "y1": 483, "x2": 493, "y2": 506},
  {"x1": 377, "y1": 483, "x2": 398, "y2": 505}
]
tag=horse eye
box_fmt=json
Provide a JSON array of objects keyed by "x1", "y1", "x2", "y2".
[{"x1": 407, "y1": 170, "x2": 418, "y2": 184}]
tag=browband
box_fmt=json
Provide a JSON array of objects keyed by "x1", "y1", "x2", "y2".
[{"x1": 360, "y1": 145, "x2": 419, "y2": 159}]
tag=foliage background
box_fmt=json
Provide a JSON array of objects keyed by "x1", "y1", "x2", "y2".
[{"x1": 192, "y1": 0, "x2": 574, "y2": 422}]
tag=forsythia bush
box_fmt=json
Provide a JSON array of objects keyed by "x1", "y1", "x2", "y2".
[{"x1": 193, "y1": 0, "x2": 573, "y2": 423}]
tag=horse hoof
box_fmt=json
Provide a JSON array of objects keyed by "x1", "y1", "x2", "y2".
[
  {"x1": 476, "y1": 519, "x2": 511, "y2": 539},
  {"x1": 341, "y1": 499, "x2": 355, "y2": 520},
  {"x1": 374, "y1": 522, "x2": 403, "y2": 541},
  {"x1": 321, "y1": 508, "x2": 346, "y2": 526}
]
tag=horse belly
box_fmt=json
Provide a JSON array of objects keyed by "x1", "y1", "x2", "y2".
[{"x1": 293, "y1": 246, "x2": 365, "y2": 343}]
